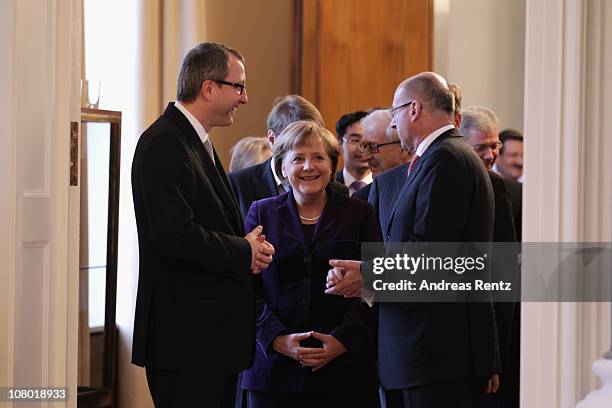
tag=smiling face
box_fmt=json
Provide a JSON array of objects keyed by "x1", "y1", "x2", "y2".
[
  {"x1": 211, "y1": 55, "x2": 248, "y2": 127},
  {"x1": 341, "y1": 122, "x2": 370, "y2": 175},
  {"x1": 496, "y1": 139, "x2": 524, "y2": 180},
  {"x1": 362, "y1": 112, "x2": 405, "y2": 176},
  {"x1": 464, "y1": 127, "x2": 500, "y2": 170},
  {"x1": 281, "y1": 136, "x2": 332, "y2": 201}
]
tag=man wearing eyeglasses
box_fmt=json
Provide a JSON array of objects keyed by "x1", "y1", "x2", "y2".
[
  {"x1": 335, "y1": 111, "x2": 372, "y2": 195},
  {"x1": 459, "y1": 105, "x2": 503, "y2": 171},
  {"x1": 353, "y1": 110, "x2": 412, "y2": 221},
  {"x1": 459, "y1": 105, "x2": 521, "y2": 408},
  {"x1": 131, "y1": 42, "x2": 275, "y2": 408},
  {"x1": 326, "y1": 72, "x2": 500, "y2": 408}
]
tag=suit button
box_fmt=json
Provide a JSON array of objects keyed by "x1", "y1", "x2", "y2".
[{"x1": 304, "y1": 256, "x2": 311, "y2": 263}]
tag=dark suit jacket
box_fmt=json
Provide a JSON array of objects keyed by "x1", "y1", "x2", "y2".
[
  {"x1": 241, "y1": 189, "x2": 380, "y2": 392},
  {"x1": 367, "y1": 163, "x2": 410, "y2": 240},
  {"x1": 335, "y1": 169, "x2": 345, "y2": 185},
  {"x1": 504, "y1": 177, "x2": 522, "y2": 242},
  {"x1": 131, "y1": 103, "x2": 254, "y2": 373},
  {"x1": 379, "y1": 128, "x2": 499, "y2": 389},
  {"x1": 229, "y1": 158, "x2": 348, "y2": 219},
  {"x1": 487, "y1": 172, "x2": 522, "y2": 408},
  {"x1": 488, "y1": 171, "x2": 519, "y2": 369}
]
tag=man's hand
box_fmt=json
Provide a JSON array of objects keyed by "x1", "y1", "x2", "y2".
[
  {"x1": 324, "y1": 259, "x2": 363, "y2": 297},
  {"x1": 245, "y1": 226, "x2": 275, "y2": 274},
  {"x1": 298, "y1": 332, "x2": 347, "y2": 372},
  {"x1": 272, "y1": 332, "x2": 319, "y2": 361},
  {"x1": 486, "y1": 374, "x2": 500, "y2": 394}
]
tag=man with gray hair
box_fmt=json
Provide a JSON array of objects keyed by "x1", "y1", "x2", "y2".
[
  {"x1": 461, "y1": 105, "x2": 521, "y2": 408},
  {"x1": 459, "y1": 106, "x2": 502, "y2": 171},
  {"x1": 131, "y1": 42, "x2": 275, "y2": 407},
  {"x1": 360, "y1": 109, "x2": 411, "y2": 178},
  {"x1": 353, "y1": 109, "x2": 412, "y2": 226}
]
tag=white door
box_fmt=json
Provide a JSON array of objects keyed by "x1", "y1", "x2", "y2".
[{"x1": 0, "y1": 0, "x2": 82, "y2": 407}]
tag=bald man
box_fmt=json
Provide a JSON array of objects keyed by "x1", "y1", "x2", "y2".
[{"x1": 326, "y1": 72, "x2": 500, "y2": 408}]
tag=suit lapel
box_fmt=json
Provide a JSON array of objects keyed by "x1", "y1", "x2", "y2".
[
  {"x1": 381, "y1": 165, "x2": 409, "y2": 236},
  {"x1": 261, "y1": 159, "x2": 280, "y2": 196},
  {"x1": 273, "y1": 192, "x2": 308, "y2": 252},
  {"x1": 163, "y1": 103, "x2": 244, "y2": 234},
  {"x1": 312, "y1": 189, "x2": 346, "y2": 245},
  {"x1": 385, "y1": 130, "x2": 458, "y2": 237},
  {"x1": 211, "y1": 147, "x2": 245, "y2": 233},
  {"x1": 386, "y1": 159, "x2": 424, "y2": 237}
]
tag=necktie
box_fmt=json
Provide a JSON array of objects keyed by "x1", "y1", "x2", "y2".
[
  {"x1": 350, "y1": 180, "x2": 367, "y2": 193},
  {"x1": 203, "y1": 138, "x2": 215, "y2": 165},
  {"x1": 407, "y1": 155, "x2": 420, "y2": 177}
]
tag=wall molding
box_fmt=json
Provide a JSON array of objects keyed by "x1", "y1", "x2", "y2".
[{"x1": 522, "y1": 0, "x2": 612, "y2": 406}]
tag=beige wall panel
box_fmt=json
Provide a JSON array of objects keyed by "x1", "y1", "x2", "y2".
[
  {"x1": 202, "y1": 0, "x2": 292, "y2": 167},
  {"x1": 434, "y1": 0, "x2": 525, "y2": 131}
]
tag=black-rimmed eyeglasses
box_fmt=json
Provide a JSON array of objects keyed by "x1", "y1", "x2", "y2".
[
  {"x1": 212, "y1": 79, "x2": 246, "y2": 95},
  {"x1": 359, "y1": 141, "x2": 401, "y2": 154},
  {"x1": 389, "y1": 100, "x2": 414, "y2": 117}
]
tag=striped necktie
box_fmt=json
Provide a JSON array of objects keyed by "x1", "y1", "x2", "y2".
[
  {"x1": 407, "y1": 155, "x2": 420, "y2": 177},
  {"x1": 203, "y1": 138, "x2": 215, "y2": 165}
]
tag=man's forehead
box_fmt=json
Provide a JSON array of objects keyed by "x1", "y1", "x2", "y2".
[
  {"x1": 504, "y1": 139, "x2": 523, "y2": 147},
  {"x1": 467, "y1": 128, "x2": 499, "y2": 142},
  {"x1": 364, "y1": 121, "x2": 389, "y2": 141},
  {"x1": 228, "y1": 56, "x2": 246, "y2": 75},
  {"x1": 344, "y1": 122, "x2": 364, "y2": 135}
]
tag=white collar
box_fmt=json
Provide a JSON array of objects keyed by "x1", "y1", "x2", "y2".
[
  {"x1": 414, "y1": 124, "x2": 455, "y2": 157},
  {"x1": 492, "y1": 162, "x2": 524, "y2": 183},
  {"x1": 343, "y1": 167, "x2": 373, "y2": 187},
  {"x1": 175, "y1": 101, "x2": 209, "y2": 145},
  {"x1": 270, "y1": 157, "x2": 283, "y2": 188}
]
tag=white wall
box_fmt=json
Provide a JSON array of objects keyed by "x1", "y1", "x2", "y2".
[
  {"x1": 1, "y1": 0, "x2": 81, "y2": 405},
  {"x1": 0, "y1": 0, "x2": 16, "y2": 391},
  {"x1": 521, "y1": 0, "x2": 612, "y2": 405},
  {"x1": 434, "y1": 0, "x2": 525, "y2": 131}
]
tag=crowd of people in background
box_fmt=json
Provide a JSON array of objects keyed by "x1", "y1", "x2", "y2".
[{"x1": 131, "y1": 42, "x2": 525, "y2": 408}]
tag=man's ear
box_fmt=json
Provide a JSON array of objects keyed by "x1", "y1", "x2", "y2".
[
  {"x1": 200, "y1": 80, "x2": 216, "y2": 101},
  {"x1": 410, "y1": 100, "x2": 421, "y2": 121},
  {"x1": 267, "y1": 129, "x2": 275, "y2": 148},
  {"x1": 454, "y1": 112, "x2": 462, "y2": 128}
]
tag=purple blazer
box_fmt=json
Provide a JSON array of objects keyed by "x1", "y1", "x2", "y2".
[{"x1": 241, "y1": 188, "x2": 381, "y2": 393}]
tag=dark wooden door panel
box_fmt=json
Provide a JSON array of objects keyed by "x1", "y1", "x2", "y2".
[{"x1": 296, "y1": 0, "x2": 432, "y2": 129}]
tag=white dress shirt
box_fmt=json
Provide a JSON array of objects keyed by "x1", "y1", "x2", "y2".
[
  {"x1": 175, "y1": 101, "x2": 214, "y2": 163},
  {"x1": 414, "y1": 124, "x2": 455, "y2": 157}
]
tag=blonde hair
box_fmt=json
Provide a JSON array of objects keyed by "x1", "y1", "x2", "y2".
[
  {"x1": 272, "y1": 120, "x2": 340, "y2": 184},
  {"x1": 229, "y1": 136, "x2": 271, "y2": 172}
]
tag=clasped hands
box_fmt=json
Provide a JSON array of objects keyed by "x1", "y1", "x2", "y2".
[
  {"x1": 324, "y1": 259, "x2": 363, "y2": 297},
  {"x1": 272, "y1": 331, "x2": 347, "y2": 372},
  {"x1": 245, "y1": 225, "x2": 275, "y2": 274}
]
